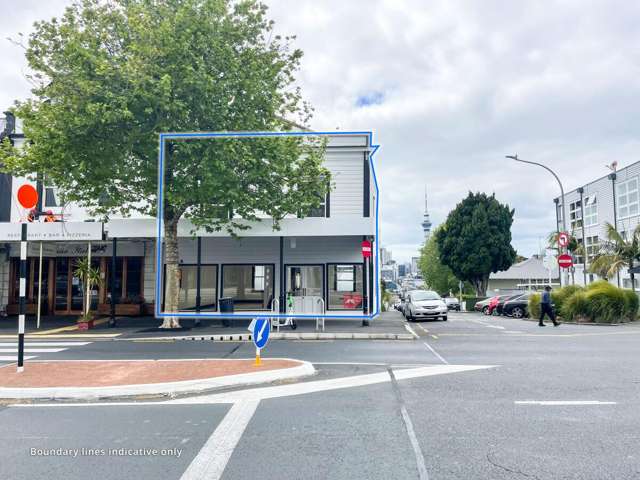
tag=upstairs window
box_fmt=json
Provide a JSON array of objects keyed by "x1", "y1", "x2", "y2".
[
  {"x1": 583, "y1": 195, "x2": 598, "y2": 226},
  {"x1": 569, "y1": 200, "x2": 582, "y2": 229},
  {"x1": 618, "y1": 178, "x2": 639, "y2": 219},
  {"x1": 586, "y1": 235, "x2": 599, "y2": 261},
  {"x1": 44, "y1": 186, "x2": 58, "y2": 207}
]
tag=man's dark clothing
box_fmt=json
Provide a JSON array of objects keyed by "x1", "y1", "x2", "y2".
[{"x1": 539, "y1": 290, "x2": 557, "y2": 325}]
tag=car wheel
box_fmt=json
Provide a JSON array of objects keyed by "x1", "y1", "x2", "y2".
[
  {"x1": 482, "y1": 306, "x2": 489, "y2": 315},
  {"x1": 512, "y1": 307, "x2": 524, "y2": 318},
  {"x1": 442, "y1": 316, "x2": 448, "y2": 321}
]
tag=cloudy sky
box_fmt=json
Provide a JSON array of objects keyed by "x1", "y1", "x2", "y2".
[{"x1": 3, "y1": 1, "x2": 640, "y2": 262}]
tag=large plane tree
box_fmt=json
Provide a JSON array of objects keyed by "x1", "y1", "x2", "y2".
[{"x1": 0, "y1": 0, "x2": 329, "y2": 327}]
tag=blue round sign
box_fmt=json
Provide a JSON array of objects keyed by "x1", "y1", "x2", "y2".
[{"x1": 252, "y1": 318, "x2": 270, "y2": 349}]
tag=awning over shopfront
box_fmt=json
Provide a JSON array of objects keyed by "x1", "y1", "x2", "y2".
[
  {"x1": 107, "y1": 217, "x2": 375, "y2": 238},
  {"x1": 0, "y1": 222, "x2": 103, "y2": 242}
]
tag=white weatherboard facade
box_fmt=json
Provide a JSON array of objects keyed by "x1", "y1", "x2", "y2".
[
  {"x1": 554, "y1": 160, "x2": 640, "y2": 289},
  {"x1": 0, "y1": 133, "x2": 378, "y2": 319}
]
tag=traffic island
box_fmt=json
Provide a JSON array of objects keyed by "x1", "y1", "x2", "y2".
[{"x1": 0, "y1": 358, "x2": 315, "y2": 401}]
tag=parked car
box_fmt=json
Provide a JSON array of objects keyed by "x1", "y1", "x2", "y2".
[
  {"x1": 405, "y1": 290, "x2": 448, "y2": 321},
  {"x1": 400, "y1": 289, "x2": 421, "y2": 318},
  {"x1": 502, "y1": 293, "x2": 534, "y2": 318},
  {"x1": 489, "y1": 294, "x2": 523, "y2": 315},
  {"x1": 474, "y1": 297, "x2": 494, "y2": 314},
  {"x1": 444, "y1": 297, "x2": 461, "y2": 311}
]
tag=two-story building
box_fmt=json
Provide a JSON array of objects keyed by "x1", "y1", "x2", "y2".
[
  {"x1": 554, "y1": 160, "x2": 640, "y2": 288},
  {"x1": 0, "y1": 127, "x2": 379, "y2": 319}
]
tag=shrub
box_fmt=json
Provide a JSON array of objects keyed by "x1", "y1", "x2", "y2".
[
  {"x1": 552, "y1": 285, "x2": 584, "y2": 313},
  {"x1": 622, "y1": 290, "x2": 639, "y2": 321},
  {"x1": 583, "y1": 285, "x2": 626, "y2": 323},
  {"x1": 585, "y1": 280, "x2": 616, "y2": 292},
  {"x1": 560, "y1": 291, "x2": 589, "y2": 321},
  {"x1": 528, "y1": 293, "x2": 541, "y2": 319}
]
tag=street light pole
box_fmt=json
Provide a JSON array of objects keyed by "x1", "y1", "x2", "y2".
[{"x1": 507, "y1": 154, "x2": 567, "y2": 286}]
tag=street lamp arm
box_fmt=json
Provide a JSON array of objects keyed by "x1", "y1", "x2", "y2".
[{"x1": 506, "y1": 155, "x2": 565, "y2": 201}]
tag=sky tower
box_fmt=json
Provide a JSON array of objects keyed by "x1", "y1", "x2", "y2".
[{"x1": 421, "y1": 187, "x2": 432, "y2": 242}]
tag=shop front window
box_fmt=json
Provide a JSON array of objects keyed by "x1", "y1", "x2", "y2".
[
  {"x1": 328, "y1": 264, "x2": 363, "y2": 310},
  {"x1": 106, "y1": 257, "x2": 143, "y2": 302},
  {"x1": 177, "y1": 265, "x2": 218, "y2": 311},
  {"x1": 222, "y1": 265, "x2": 273, "y2": 310}
]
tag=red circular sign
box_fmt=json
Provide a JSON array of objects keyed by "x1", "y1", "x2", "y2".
[
  {"x1": 17, "y1": 184, "x2": 39, "y2": 209},
  {"x1": 558, "y1": 254, "x2": 573, "y2": 268},
  {"x1": 361, "y1": 240, "x2": 372, "y2": 258}
]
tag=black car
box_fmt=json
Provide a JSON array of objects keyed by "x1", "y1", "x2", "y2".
[{"x1": 502, "y1": 293, "x2": 533, "y2": 318}]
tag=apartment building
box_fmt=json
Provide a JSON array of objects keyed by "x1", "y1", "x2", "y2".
[{"x1": 555, "y1": 161, "x2": 640, "y2": 288}]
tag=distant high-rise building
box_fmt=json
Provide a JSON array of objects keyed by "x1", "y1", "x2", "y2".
[
  {"x1": 398, "y1": 264, "x2": 407, "y2": 277},
  {"x1": 421, "y1": 186, "x2": 432, "y2": 242},
  {"x1": 411, "y1": 256, "x2": 420, "y2": 276},
  {"x1": 380, "y1": 247, "x2": 393, "y2": 266}
]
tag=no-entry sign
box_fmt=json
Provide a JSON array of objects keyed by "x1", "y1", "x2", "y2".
[
  {"x1": 361, "y1": 240, "x2": 372, "y2": 258},
  {"x1": 558, "y1": 254, "x2": 573, "y2": 269}
]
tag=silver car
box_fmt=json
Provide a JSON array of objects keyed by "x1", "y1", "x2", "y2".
[{"x1": 405, "y1": 290, "x2": 448, "y2": 321}]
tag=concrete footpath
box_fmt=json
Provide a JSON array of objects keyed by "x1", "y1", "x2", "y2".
[
  {"x1": 0, "y1": 358, "x2": 315, "y2": 401},
  {"x1": 0, "y1": 311, "x2": 413, "y2": 340}
]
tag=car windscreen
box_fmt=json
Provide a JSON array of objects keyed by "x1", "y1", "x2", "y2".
[{"x1": 411, "y1": 291, "x2": 441, "y2": 301}]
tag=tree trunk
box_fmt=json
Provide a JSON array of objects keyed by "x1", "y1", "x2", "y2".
[
  {"x1": 472, "y1": 276, "x2": 488, "y2": 297},
  {"x1": 160, "y1": 220, "x2": 181, "y2": 328}
]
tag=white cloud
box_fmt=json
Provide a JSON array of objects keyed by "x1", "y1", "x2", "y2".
[{"x1": 3, "y1": 1, "x2": 640, "y2": 262}]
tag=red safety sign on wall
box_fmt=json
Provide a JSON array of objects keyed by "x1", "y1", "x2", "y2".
[{"x1": 361, "y1": 240, "x2": 372, "y2": 258}]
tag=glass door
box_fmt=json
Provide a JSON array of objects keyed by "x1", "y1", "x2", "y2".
[
  {"x1": 54, "y1": 258, "x2": 69, "y2": 313},
  {"x1": 286, "y1": 265, "x2": 324, "y2": 298}
]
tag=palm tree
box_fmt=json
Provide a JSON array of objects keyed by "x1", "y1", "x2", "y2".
[{"x1": 589, "y1": 222, "x2": 640, "y2": 291}]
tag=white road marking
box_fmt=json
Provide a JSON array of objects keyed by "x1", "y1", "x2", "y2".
[
  {"x1": 179, "y1": 400, "x2": 259, "y2": 480},
  {"x1": 399, "y1": 401, "x2": 429, "y2": 480},
  {"x1": 0, "y1": 342, "x2": 91, "y2": 347},
  {"x1": 515, "y1": 400, "x2": 617, "y2": 406},
  {"x1": 417, "y1": 324, "x2": 429, "y2": 334},
  {"x1": 0, "y1": 356, "x2": 37, "y2": 362},
  {"x1": 422, "y1": 341, "x2": 449, "y2": 365},
  {"x1": 404, "y1": 324, "x2": 419, "y2": 339},
  {"x1": 11, "y1": 365, "x2": 498, "y2": 408},
  {"x1": 0, "y1": 348, "x2": 66, "y2": 353},
  {"x1": 485, "y1": 325, "x2": 505, "y2": 330}
]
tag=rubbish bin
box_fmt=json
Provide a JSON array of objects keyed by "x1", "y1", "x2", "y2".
[{"x1": 219, "y1": 297, "x2": 234, "y2": 327}]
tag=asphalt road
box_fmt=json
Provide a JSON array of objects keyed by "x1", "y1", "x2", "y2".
[{"x1": 1, "y1": 311, "x2": 639, "y2": 479}]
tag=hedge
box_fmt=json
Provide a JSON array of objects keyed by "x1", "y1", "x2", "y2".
[{"x1": 527, "y1": 282, "x2": 639, "y2": 323}]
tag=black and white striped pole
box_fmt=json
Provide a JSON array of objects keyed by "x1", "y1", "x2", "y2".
[
  {"x1": 15, "y1": 183, "x2": 40, "y2": 373},
  {"x1": 17, "y1": 223, "x2": 27, "y2": 372}
]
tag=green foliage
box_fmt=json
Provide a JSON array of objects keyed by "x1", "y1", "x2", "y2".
[
  {"x1": 528, "y1": 293, "x2": 541, "y2": 319},
  {"x1": 588, "y1": 222, "x2": 640, "y2": 280},
  {"x1": 528, "y1": 282, "x2": 636, "y2": 323},
  {"x1": 553, "y1": 285, "x2": 584, "y2": 313},
  {"x1": 561, "y1": 291, "x2": 588, "y2": 321},
  {"x1": 436, "y1": 192, "x2": 517, "y2": 296},
  {"x1": 622, "y1": 290, "x2": 639, "y2": 321},
  {"x1": 0, "y1": 0, "x2": 328, "y2": 227},
  {"x1": 583, "y1": 285, "x2": 625, "y2": 323},
  {"x1": 0, "y1": 0, "x2": 330, "y2": 324},
  {"x1": 419, "y1": 229, "x2": 463, "y2": 295}
]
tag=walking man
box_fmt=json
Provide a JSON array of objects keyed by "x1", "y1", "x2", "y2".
[{"x1": 539, "y1": 286, "x2": 559, "y2": 327}]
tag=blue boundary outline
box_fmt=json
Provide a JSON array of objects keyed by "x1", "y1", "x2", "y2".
[{"x1": 155, "y1": 131, "x2": 380, "y2": 320}]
